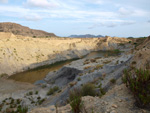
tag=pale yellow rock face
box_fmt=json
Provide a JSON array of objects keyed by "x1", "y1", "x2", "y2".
[{"x1": 0, "y1": 32, "x2": 130, "y2": 75}]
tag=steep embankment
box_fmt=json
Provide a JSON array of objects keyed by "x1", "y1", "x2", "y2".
[
  {"x1": 130, "y1": 37, "x2": 150, "y2": 69},
  {"x1": 0, "y1": 32, "x2": 130, "y2": 76}
]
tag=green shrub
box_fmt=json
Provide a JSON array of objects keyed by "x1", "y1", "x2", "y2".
[
  {"x1": 47, "y1": 86, "x2": 59, "y2": 95},
  {"x1": 29, "y1": 91, "x2": 33, "y2": 95},
  {"x1": 129, "y1": 41, "x2": 132, "y2": 43},
  {"x1": 0, "y1": 73, "x2": 8, "y2": 78},
  {"x1": 38, "y1": 98, "x2": 45, "y2": 105},
  {"x1": 123, "y1": 69, "x2": 150, "y2": 109},
  {"x1": 98, "y1": 83, "x2": 106, "y2": 97},
  {"x1": 110, "y1": 79, "x2": 116, "y2": 84},
  {"x1": 95, "y1": 65, "x2": 103, "y2": 70},
  {"x1": 10, "y1": 98, "x2": 14, "y2": 104},
  {"x1": 37, "y1": 96, "x2": 41, "y2": 100},
  {"x1": 47, "y1": 88, "x2": 54, "y2": 95},
  {"x1": 113, "y1": 49, "x2": 121, "y2": 54},
  {"x1": 17, "y1": 106, "x2": 28, "y2": 113},
  {"x1": 81, "y1": 83, "x2": 96, "y2": 96},
  {"x1": 16, "y1": 99, "x2": 21, "y2": 104},
  {"x1": 53, "y1": 86, "x2": 59, "y2": 92},
  {"x1": 77, "y1": 77, "x2": 81, "y2": 81},
  {"x1": 35, "y1": 91, "x2": 38, "y2": 95},
  {"x1": 132, "y1": 61, "x2": 136, "y2": 65},
  {"x1": 69, "y1": 89, "x2": 83, "y2": 113}
]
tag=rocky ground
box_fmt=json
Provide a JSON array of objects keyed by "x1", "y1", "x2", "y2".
[
  {"x1": 0, "y1": 52, "x2": 133, "y2": 113},
  {"x1": 30, "y1": 37, "x2": 150, "y2": 113},
  {"x1": 30, "y1": 84, "x2": 149, "y2": 113},
  {"x1": 1, "y1": 34, "x2": 150, "y2": 113}
]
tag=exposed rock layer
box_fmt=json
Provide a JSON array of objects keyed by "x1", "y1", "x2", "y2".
[{"x1": 0, "y1": 32, "x2": 130, "y2": 75}]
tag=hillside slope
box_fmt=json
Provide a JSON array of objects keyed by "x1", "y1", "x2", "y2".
[
  {"x1": 0, "y1": 32, "x2": 130, "y2": 75},
  {"x1": 0, "y1": 22, "x2": 56, "y2": 37}
]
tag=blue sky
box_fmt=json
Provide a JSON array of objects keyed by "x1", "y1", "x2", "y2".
[{"x1": 0, "y1": 0, "x2": 150, "y2": 37}]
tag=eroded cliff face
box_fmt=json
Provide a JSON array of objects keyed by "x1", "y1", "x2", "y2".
[
  {"x1": 0, "y1": 32, "x2": 130, "y2": 75},
  {"x1": 130, "y1": 37, "x2": 150, "y2": 69}
]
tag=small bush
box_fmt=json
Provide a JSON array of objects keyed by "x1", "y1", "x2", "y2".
[
  {"x1": 0, "y1": 73, "x2": 8, "y2": 78},
  {"x1": 38, "y1": 98, "x2": 45, "y2": 105},
  {"x1": 132, "y1": 61, "x2": 136, "y2": 65},
  {"x1": 129, "y1": 41, "x2": 132, "y2": 43},
  {"x1": 84, "y1": 66, "x2": 91, "y2": 70},
  {"x1": 16, "y1": 99, "x2": 21, "y2": 104},
  {"x1": 98, "y1": 83, "x2": 106, "y2": 97},
  {"x1": 53, "y1": 86, "x2": 59, "y2": 92},
  {"x1": 47, "y1": 88, "x2": 54, "y2": 95},
  {"x1": 69, "y1": 83, "x2": 97, "y2": 112},
  {"x1": 82, "y1": 83, "x2": 96, "y2": 96},
  {"x1": 123, "y1": 68, "x2": 150, "y2": 109},
  {"x1": 110, "y1": 79, "x2": 116, "y2": 84},
  {"x1": 103, "y1": 60, "x2": 111, "y2": 64},
  {"x1": 35, "y1": 91, "x2": 38, "y2": 95},
  {"x1": 95, "y1": 65, "x2": 103, "y2": 70},
  {"x1": 113, "y1": 49, "x2": 121, "y2": 54},
  {"x1": 17, "y1": 106, "x2": 28, "y2": 113},
  {"x1": 47, "y1": 86, "x2": 59, "y2": 95},
  {"x1": 90, "y1": 59, "x2": 96, "y2": 62},
  {"x1": 77, "y1": 77, "x2": 81, "y2": 81},
  {"x1": 69, "y1": 89, "x2": 83, "y2": 113},
  {"x1": 69, "y1": 82, "x2": 77, "y2": 87},
  {"x1": 37, "y1": 96, "x2": 41, "y2": 100},
  {"x1": 10, "y1": 98, "x2": 14, "y2": 104},
  {"x1": 29, "y1": 91, "x2": 33, "y2": 95},
  {"x1": 83, "y1": 61, "x2": 90, "y2": 65}
]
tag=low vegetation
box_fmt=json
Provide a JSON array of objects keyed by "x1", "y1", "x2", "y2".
[
  {"x1": 82, "y1": 83, "x2": 96, "y2": 96},
  {"x1": 0, "y1": 73, "x2": 8, "y2": 78},
  {"x1": 94, "y1": 64, "x2": 103, "y2": 70},
  {"x1": 123, "y1": 68, "x2": 150, "y2": 109},
  {"x1": 69, "y1": 89, "x2": 83, "y2": 113},
  {"x1": 97, "y1": 83, "x2": 106, "y2": 97},
  {"x1": 47, "y1": 86, "x2": 59, "y2": 95},
  {"x1": 69, "y1": 82, "x2": 106, "y2": 112},
  {"x1": 69, "y1": 82, "x2": 77, "y2": 87},
  {"x1": 110, "y1": 79, "x2": 116, "y2": 84},
  {"x1": 113, "y1": 49, "x2": 121, "y2": 54}
]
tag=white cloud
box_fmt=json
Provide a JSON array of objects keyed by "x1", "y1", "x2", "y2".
[
  {"x1": 0, "y1": 0, "x2": 8, "y2": 3},
  {"x1": 118, "y1": 7, "x2": 149, "y2": 18},
  {"x1": 0, "y1": 6, "x2": 42, "y2": 21},
  {"x1": 85, "y1": 0, "x2": 104, "y2": 4},
  {"x1": 0, "y1": 0, "x2": 149, "y2": 26},
  {"x1": 118, "y1": 7, "x2": 134, "y2": 17},
  {"x1": 23, "y1": 13, "x2": 42, "y2": 21},
  {"x1": 88, "y1": 20, "x2": 135, "y2": 29},
  {"x1": 24, "y1": 0, "x2": 57, "y2": 8},
  {"x1": 88, "y1": 22, "x2": 117, "y2": 29},
  {"x1": 121, "y1": 21, "x2": 135, "y2": 26}
]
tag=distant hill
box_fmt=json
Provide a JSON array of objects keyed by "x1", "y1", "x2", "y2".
[
  {"x1": 69, "y1": 34, "x2": 104, "y2": 38},
  {"x1": 0, "y1": 22, "x2": 57, "y2": 37}
]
